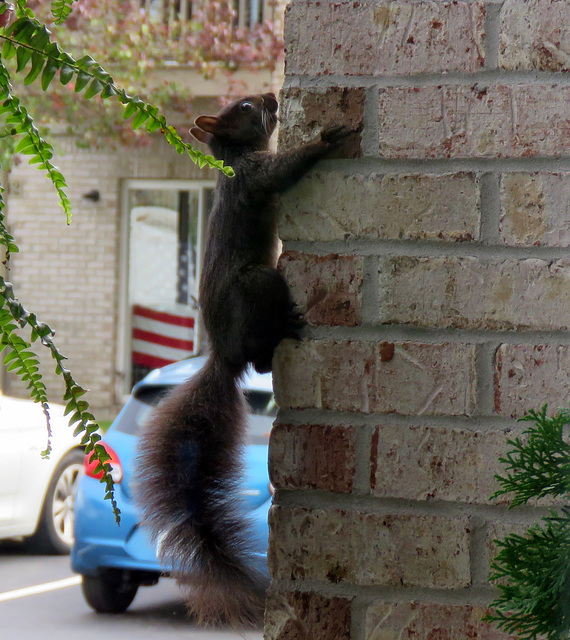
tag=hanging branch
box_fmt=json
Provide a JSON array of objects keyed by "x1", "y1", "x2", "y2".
[
  {"x1": 0, "y1": 61, "x2": 72, "y2": 219},
  {"x1": 50, "y1": 0, "x2": 78, "y2": 24},
  {"x1": 6, "y1": 2, "x2": 250, "y2": 522},
  {"x1": 0, "y1": 13, "x2": 234, "y2": 221},
  {"x1": 0, "y1": 187, "x2": 17, "y2": 255},
  {"x1": 0, "y1": 278, "x2": 121, "y2": 522},
  {"x1": 0, "y1": 305, "x2": 52, "y2": 455}
]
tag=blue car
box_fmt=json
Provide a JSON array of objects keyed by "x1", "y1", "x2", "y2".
[{"x1": 71, "y1": 357, "x2": 275, "y2": 613}]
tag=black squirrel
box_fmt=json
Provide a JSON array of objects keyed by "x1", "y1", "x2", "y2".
[{"x1": 134, "y1": 93, "x2": 350, "y2": 626}]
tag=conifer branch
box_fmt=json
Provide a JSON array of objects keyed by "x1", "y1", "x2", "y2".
[{"x1": 487, "y1": 408, "x2": 570, "y2": 639}]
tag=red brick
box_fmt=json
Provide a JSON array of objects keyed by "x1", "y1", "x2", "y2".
[
  {"x1": 285, "y1": 1, "x2": 485, "y2": 76},
  {"x1": 500, "y1": 172, "x2": 570, "y2": 247},
  {"x1": 371, "y1": 424, "x2": 509, "y2": 505},
  {"x1": 265, "y1": 591, "x2": 351, "y2": 640},
  {"x1": 278, "y1": 171, "x2": 481, "y2": 243},
  {"x1": 269, "y1": 506, "x2": 471, "y2": 588},
  {"x1": 495, "y1": 344, "x2": 570, "y2": 419},
  {"x1": 269, "y1": 423, "x2": 356, "y2": 493},
  {"x1": 365, "y1": 601, "x2": 517, "y2": 639},
  {"x1": 273, "y1": 340, "x2": 477, "y2": 417},
  {"x1": 378, "y1": 256, "x2": 570, "y2": 331},
  {"x1": 279, "y1": 251, "x2": 363, "y2": 326},
  {"x1": 379, "y1": 84, "x2": 570, "y2": 159},
  {"x1": 278, "y1": 87, "x2": 364, "y2": 157},
  {"x1": 500, "y1": 0, "x2": 570, "y2": 72}
]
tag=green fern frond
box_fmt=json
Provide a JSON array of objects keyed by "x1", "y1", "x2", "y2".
[
  {"x1": 0, "y1": 16, "x2": 235, "y2": 178},
  {"x1": 0, "y1": 187, "x2": 18, "y2": 256},
  {"x1": 0, "y1": 60, "x2": 72, "y2": 221},
  {"x1": 0, "y1": 305, "x2": 52, "y2": 455},
  {"x1": 0, "y1": 279, "x2": 120, "y2": 522},
  {"x1": 13, "y1": 0, "x2": 35, "y2": 20},
  {"x1": 51, "y1": 0, "x2": 79, "y2": 24},
  {"x1": 0, "y1": 8, "x2": 240, "y2": 528}
]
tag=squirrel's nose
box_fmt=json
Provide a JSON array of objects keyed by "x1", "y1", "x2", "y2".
[{"x1": 262, "y1": 93, "x2": 278, "y2": 113}]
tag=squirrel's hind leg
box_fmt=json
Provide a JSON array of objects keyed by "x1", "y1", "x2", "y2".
[{"x1": 237, "y1": 266, "x2": 305, "y2": 372}]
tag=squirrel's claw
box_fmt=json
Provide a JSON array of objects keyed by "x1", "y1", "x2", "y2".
[{"x1": 320, "y1": 125, "x2": 353, "y2": 145}]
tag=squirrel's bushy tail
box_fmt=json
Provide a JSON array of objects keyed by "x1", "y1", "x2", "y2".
[{"x1": 134, "y1": 355, "x2": 269, "y2": 626}]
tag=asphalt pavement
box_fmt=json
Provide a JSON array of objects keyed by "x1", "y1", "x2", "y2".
[{"x1": 0, "y1": 541, "x2": 264, "y2": 639}]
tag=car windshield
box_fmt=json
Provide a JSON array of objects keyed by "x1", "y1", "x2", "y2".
[{"x1": 114, "y1": 384, "x2": 276, "y2": 445}]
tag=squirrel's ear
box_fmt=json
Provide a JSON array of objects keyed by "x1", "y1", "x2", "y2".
[
  {"x1": 194, "y1": 115, "x2": 220, "y2": 134},
  {"x1": 190, "y1": 127, "x2": 212, "y2": 145}
]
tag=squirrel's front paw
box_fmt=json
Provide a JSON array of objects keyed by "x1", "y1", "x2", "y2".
[{"x1": 320, "y1": 125, "x2": 352, "y2": 146}]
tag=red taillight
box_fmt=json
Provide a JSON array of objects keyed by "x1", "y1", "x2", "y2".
[{"x1": 83, "y1": 444, "x2": 123, "y2": 483}]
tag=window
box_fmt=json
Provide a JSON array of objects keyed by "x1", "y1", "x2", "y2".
[
  {"x1": 116, "y1": 383, "x2": 275, "y2": 445},
  {"x1": 140, "y1": 0, "x2": 193, "y2": 22},
  {"x1": 139, "y1": 0, "x2": 267, "y2": 28},
  {"x1": 233, "y1": 0, "x2": 265, "y2": 28},
  {"x1": 118, "y1": 180, "x2": 214, "y2": 392}
]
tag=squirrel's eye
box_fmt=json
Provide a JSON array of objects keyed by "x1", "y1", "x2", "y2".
[{"x1": 240, "y1": 101, "x2": 253, "y2": 112}]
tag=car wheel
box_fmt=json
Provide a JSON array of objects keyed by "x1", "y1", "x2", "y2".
[
  {"x1": 28, "y1": 449, "x2": 84, "y2": 554},
  {"x1": 82, "y1": 571, "x2": 139, "y2": 613}
]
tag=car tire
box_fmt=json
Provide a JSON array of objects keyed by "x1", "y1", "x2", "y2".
[
  {"x1": 28, "y1": 449, "x2": 84, "y2": 554},
  {"x1": 82, "y1": 571, "x2": 139, "y2": 613}
]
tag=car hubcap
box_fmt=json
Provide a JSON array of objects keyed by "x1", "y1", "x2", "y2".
[{"x1": 52, "y1": 463, "x2": 82, "y2": 546}]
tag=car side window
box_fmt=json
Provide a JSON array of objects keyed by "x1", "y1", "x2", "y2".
[
  {"x1": 115, "y1": 385, "x2": 276, "y2": 439},
  {"x1": 243, "y1": 390, "x2": 277, "y2": 417},
  {"x1": 114, "y1": 385, "x2": 173, "y2": 435},
  {"x1": 243, "y1": 390, "x2": 276, "y2": 445}
]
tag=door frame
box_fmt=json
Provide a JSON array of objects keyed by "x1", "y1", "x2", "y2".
[{"x1": 116, "y1": 178, "x2": 214, "y2": 400}]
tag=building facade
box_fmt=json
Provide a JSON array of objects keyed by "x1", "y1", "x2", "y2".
[
  {"x1": 266, "y1": 1, "x2": 570, "y2": 638},
  {"x1": 2, "y1": 0, "x2": 284, "y2": 417}
]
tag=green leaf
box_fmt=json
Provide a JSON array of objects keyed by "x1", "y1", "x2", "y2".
[
  {"x1": 131, "y1": 109, "x2": 149, "y2": 130},
  {"x1": 59, "y1": 64, "x2": 74, "y2": 85},
  {"x1": 75, "y1": 55, "x2": 96, "y2": 70},
  {"x1": 29, "y1": 25, "x2": 51, "y2": 50},
  {"x1": 74, "y1": 70, "x2": 90, "y2": 93},
  {"x1": 145, "y1": 104, "x2": 159, "y2": 118},
  {"x1": 15, "y1": 45, "x2": 32, "y2": 73},
  {"x1": 2, "y1": 40, "x2": 16, "y2": 59},
  {"x1": 100, "y1": 84, "x2": 117, "y2": 99},
  {"x1": 24, "y1": 53, "x2": 45, "y2": 85},
  {"x1": 51, "y1": 0, "x2": 79, "y2": 25},
  {"x1": 41, "y1": 57, "x2": 60, "y2": 90},
  {"x1": 487, "y1": 408, "x2": 570, "y2": 639},
  {"x1": 5, "y1": 16, "x2": 28, "y2": 37},
  {"x1": 145, "y1": 117, "x2": 162, "y2": 133},
  {"x1": 84, "y1": 79, "x2": 104, "y2": 100},
  {"x1": 15, "y1": 135, "x2": 33, "y2": 153},
  {"x1": 10, "y1": 20, "x2": 36, "y2": 43},
  {"x1": 122, "y1": 100, "x2": 139, "y2": 120}
]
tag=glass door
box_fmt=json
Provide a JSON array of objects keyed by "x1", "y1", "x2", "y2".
[{"x1": 119, "y1": 180, "x2": 214, "y2": 391}]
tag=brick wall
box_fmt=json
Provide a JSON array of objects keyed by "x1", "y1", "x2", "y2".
[
  {"x1": 5, "y1": 136, "x2": 207, "y2": 415},
  {"x1": 266, "y1": 1, "x2": 570, "y2": 638}
]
